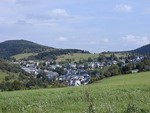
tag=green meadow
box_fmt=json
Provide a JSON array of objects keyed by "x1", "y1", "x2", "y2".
[
  {"x1": 56, "y1": 53, "x2": 99, "y2": 62},
  {"x1": 56, "y1": 53, "x2": 128, "y2": 63},
  {"x1": 12, "y1": 53, "x2": 38, "y2": 60},
  {"x1": 0, "y1": 71, "x2": 150, "y2": 113}
]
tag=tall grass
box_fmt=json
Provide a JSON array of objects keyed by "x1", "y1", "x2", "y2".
[{"x1": 0, "y1": 72, "x2": 150, "y2": 113}]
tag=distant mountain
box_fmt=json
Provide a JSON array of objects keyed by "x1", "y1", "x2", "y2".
[
  {"x1": 108, "y1": 44, "x2": 150, "y2": 55},
  {"x1": 0, "y1": 40, "x2": 89, "y2": 59},
  {"x1": 0, "y1": 40, "x2": 52, "y2": 58},
  {"x1": 131, "y1": 44, "x2": 150, "y2": 55}
]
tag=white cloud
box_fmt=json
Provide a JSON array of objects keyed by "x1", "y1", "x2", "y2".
[
  {"x1": 115, "y1": 4, "x2": 132, "y2": 12},
  {"x1": 56, "y1": 37, "x2": 67, "y2": 42},
  {"x1": 49, "y1": 9, "x2": 69, "y2": 18},
  {"x1": 122, "y1": 35, "x2": 150, "y2": 46}
]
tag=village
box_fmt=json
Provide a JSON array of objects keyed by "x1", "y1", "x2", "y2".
[{"x1": 11, "y1": 54, "x2": 147, "y2": 86}]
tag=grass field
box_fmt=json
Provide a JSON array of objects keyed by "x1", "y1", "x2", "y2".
[
  {"x1": 0, "y1": 71, "x2": 150, "y2": 113},
  {"x1": 103, "y1": 53, "x2": 128, "y2": 57},
  {"x1": 12, "y1": 53, "x2": 38, "y2": 60},
  {"x1": 57, "y1": 53, "x2": 99, "y2": 62},
  {"x1": 56, "y1": 53, "x2": 128, "y2": 63}
]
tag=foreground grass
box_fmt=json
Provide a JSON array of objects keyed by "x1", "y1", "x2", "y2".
[
  {"x1": 0, "y1": 72, "x2": 150, "y2": 113},
  {"x1": 12, "y1": 53, "x2": 38, "y2": 60}
]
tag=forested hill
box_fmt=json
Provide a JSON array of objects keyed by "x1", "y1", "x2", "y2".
[
  {"x1": 0, "y1": 40, "x2": 90, "y2": 59},
  {"x1": 131, "y1": 44, "x2": 150, "y2": 55},
  {"x1": 0, "y1": 40, "x2": 53, "y2": 58}
]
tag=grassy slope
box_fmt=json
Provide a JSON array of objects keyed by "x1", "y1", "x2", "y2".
[
  {"x1": 12, "y1": 53, "x2": 38, "y2": 60},
  {"x1": 57, "y1": 53, "x2": 99, "y2": 62},
  {"x1": 104, "y1": 53, "x2": 128, "y2": 57},
  {"x1": 12, "y1": 52, "x2": 127, "y2": 61},
  {"x1": 0, "y1": 72, "x2": 150, "y2": 113},
  {"x1": 56, "y1": 53, "x2": 128, "y2": 63}
]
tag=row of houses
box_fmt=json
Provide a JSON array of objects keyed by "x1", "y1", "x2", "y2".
[
  {"x1": 63, "y1": 69, "x2": 90, "y2": 86},
  {"x1": 12, "y1": 55, "x2": 146, "y2": 86}
]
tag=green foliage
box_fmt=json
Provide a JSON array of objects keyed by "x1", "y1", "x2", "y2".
[
  {"x1": 97, "y1": 54, "x2": 106, "y2": 62},
  {"x1": 122, "y1": 63, "x2": 133, "y2": 74},
  {"x1": 0, "y1": 80, "x2": 25, "y2": 91},
  {"x1": 88, "y1": 57, "x2": 93, "y2": 62},
  {"x1": 106, "y1": 64, "x2": 120, "y2": 76},
  {"x1": 0, "y1": 61, "x2": 32, "y2": 91},
  {"x1": 0, "y1": 61, "x2": 21, "y2": 73},
  {"x1": 136, "y1": 62, "x2": 145, "y2": 71},
  {"x1": 0, "y1": 71, "x2": 10, "y2": 82},
  {"x1": 26, "y1": 77, "x2": 49, "y2": 89},
  {"x1": 54, "y1": 67, "x2": 66, "y2": 75}
]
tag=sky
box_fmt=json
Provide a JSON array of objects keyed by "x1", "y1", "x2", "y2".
[{"x1": 0, "y1": 0, "x2": 150, "y2": 53}]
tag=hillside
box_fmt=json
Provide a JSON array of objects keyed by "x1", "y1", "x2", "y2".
[
  {"x1": 0, "y1": 72, "x2": 150, "y2": 113},
  {"x1": 56, "y1": 53, "x2": 99, "y2": 63},
  {"x1": 0, "y1": 40, "x2": 90, "y2": 59},
  {"x1": 131, "y1": 44, "x2": 150, "y2": 55},
  {"x1": 12, "y1": 53, "x2": 38, "y2": 60},
  {"x1": 109, "y1": 44, "x2": 150, "y2": 55},
  {"x1": 0, "y1": 40, "x2": 52, "y2": 58}
]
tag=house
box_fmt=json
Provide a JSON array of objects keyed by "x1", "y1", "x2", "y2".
[
  {"x1": 88, "y1": 62, "x2": 96, "y2": 68},
  {"x1": 26, "y1": 64, "x2": 35, "y2": 68},
  {"x1": 96, "y1": 62, "x2": 104, "y2": 69},
  {"x1": 11, "y1": 62, "x2": 19, "y2": 64},
  {"x1": 74, "y1": 80, "x2": 81, "y2": 86},
  {"x1": 78, "y1": 64, "x2": 85, "y2": 69},
  {"x1": 50, "y1": 65, "x2": 57, "y2": 70},
  {"x1": 59, "y1": 69, "x2": 90, "y2": 86},
  {"x1": 69, "y1": 64, "x2": 77, "y2": 69},
  {"x1": 132, "y1": 69, "x2": 139, "y2": 73},
  {"x1": 112, "y1": 60, "x2": 118, "y2": 65},
  {"x1": 21, "y1": 67, "x2": 38, "y2": 75}
]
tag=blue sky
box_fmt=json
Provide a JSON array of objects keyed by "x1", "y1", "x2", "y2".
[{"x1": 0, "y1": 0, "x2": 150, "y2": 53}]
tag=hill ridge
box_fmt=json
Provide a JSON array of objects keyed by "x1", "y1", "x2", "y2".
[
  {"x1": 131, "y1": 43, "x2": 150, "y2": 55},
  {"x1": 0, "y1": 39, "x2": 89, "y2": 59}
]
